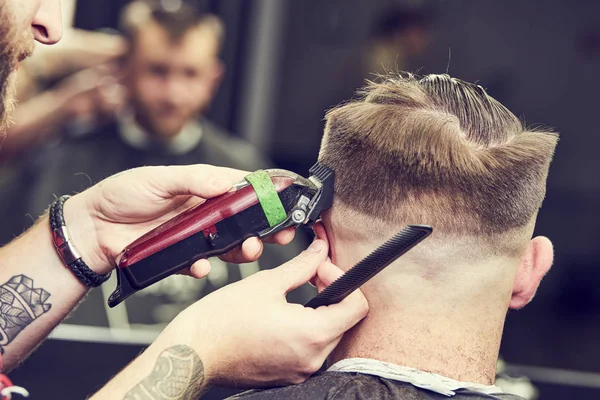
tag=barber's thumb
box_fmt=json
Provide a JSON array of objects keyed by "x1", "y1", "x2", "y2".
[
  {"x1": 278, "y1": 239, "x2": 328, "y2": 293},
  {"x1": 315, "y1": 261, "x2": 345, "y2": 292}
]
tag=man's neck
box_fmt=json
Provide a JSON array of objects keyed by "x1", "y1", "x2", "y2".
[
  {"x1": 329, "y1": 297, "x2": 505, "y2": 384},
  {"x1": 327, "y1": 240, "x2": 513, "y2": 385},
  {"x1": 117, "y1": 110, "x2": 203, "y2": 154}
]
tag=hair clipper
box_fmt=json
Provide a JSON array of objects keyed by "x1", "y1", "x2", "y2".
[{"x1": 107, "y1": 163, "x2": 335, "y2": 307}]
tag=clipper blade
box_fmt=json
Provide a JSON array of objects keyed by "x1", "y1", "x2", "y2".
[{"x1": 305, "y1": 224, "x2": 432, "y2": 309}]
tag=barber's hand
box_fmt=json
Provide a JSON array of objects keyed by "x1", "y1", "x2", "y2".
[
  {"x1": 54, "y1": 65, "x2": 125, "y2": 122},
  {"x1": 154, "y1": 238, "x2": 369, "y2": 388},
  {"x1": 29, "y1": 28, "x2": 126, "y2": 79},
  {"x1": 63, "y1": 164, "x2": 296, "y2": 275}
]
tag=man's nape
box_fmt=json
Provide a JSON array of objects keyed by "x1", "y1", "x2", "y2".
[{"x1": 316, "y1": 73, "x2": 558, "y2": 385}]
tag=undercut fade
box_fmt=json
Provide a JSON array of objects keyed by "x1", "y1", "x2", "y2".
[{"x1": 319, "y1": 73, "x2": 558, "y2": 238}]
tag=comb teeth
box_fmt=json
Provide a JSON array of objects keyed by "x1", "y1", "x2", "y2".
[
  {"x1": 305, "y1": 225, "x2": 432, "y2": 309},
  {"x1": 309, "y1": 162, "x2": 334, "y2": 183}
]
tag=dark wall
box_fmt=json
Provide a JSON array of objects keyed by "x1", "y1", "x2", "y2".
[{"x1": 269, "y1": 0, "x2": 379, "y2": 175}]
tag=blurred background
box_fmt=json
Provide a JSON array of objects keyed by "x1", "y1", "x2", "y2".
[{"x1": 1, "y1": 0, "x2": 599, "y2": 398}]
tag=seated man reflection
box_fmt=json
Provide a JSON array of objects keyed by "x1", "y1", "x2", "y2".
[{"x1": 14, "y1": 0, "x2": 306, "y2": 329}]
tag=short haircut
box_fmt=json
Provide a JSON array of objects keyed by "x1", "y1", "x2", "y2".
[
  {"x1": 319, "y1": 73, "x2": 558, "y2": 247},
  {"x1": 119, "y1": 0, "x2": 224, "y2": 49}
]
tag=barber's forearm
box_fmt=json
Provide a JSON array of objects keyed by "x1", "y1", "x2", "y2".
[
  {"x1": 2, "y1": 90, "x2": 67, "y2": 157},
  {"x1": 0, "y1": 209, "x2": 92, "y2": 371},
  {"x1": 90, "y1": 324, "x2": 211, "y2": 400}
]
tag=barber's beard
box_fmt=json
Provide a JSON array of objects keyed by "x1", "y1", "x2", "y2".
[
  {"x1": 0, "y1": 3, "x2": 30, "y2": 134},
  {"x1": 0, "y1": 65, "x2": 17, "y2": 134}
]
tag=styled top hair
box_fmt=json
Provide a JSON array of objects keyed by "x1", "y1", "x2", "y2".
[
  {"x1": 119, "y1": 0, "x2": 224, "y2": 48},
  {"x1": 319, "y1": 73, "x2": 558, "y2": 241}
]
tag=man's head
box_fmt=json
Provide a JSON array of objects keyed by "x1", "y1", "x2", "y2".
[
  {"x1": 319, "y1": 73, "x2": 558, "y2": 311},
  {"x1": 120, "y1": 0, "x2": 224, "y2": 140},
  {"x1": 0, "y1": 0, "x2": 62, "y2": 132}
]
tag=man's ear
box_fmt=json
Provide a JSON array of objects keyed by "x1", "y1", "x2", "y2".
[
  {"x1": 208, "y1": 60, "x2": 224, "y2": 95},
  {"x1": 509, "y1": 236, "x2": 554, "y2": 309},
  {"x1": 308, "y1": 220, "x2": 330, "y2": 288},
  {"x1": 312, "y1": 220, "x2": 329, "y2": 246}
]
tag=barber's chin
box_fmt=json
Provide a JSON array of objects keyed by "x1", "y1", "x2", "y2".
[{"x1": 0, "y1": 88, "x2": 17, "y2": 132}]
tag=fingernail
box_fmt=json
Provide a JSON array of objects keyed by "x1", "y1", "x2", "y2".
[
  {"x1": 251, "y1": 237, "x2": 262, "y2": 257},
  {"x1": 308, "y1": 240, "x2": 324, "y2": 253}
]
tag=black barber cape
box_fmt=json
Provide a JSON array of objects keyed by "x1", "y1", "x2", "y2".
[{"x1": 228, "y1": 372, "x2": 525, "y2": 400}]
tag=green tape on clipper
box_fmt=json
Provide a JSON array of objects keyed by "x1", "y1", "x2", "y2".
[{"x1": 245, "y1": 170, "x2": 287, "y2": 227}]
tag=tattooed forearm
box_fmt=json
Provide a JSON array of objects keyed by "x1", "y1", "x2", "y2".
[
  {"x1": 124, "y1": 345, "x2": 205, "y2": 400},
  {"x1": 0, "y1": 275, "x2": 52, "y2": 354}
]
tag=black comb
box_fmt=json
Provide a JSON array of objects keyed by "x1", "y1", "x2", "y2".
[{"x1": 305, "y1": 225, "x2": 433, "y2": 309}]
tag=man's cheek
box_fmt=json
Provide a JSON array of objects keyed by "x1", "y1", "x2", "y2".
[
  {"x1": 135, "y1": 82, "x2": 163, "y2": 112},
  {"x1": 190, "y1": 84, "x2": 213, "y2": 113}
]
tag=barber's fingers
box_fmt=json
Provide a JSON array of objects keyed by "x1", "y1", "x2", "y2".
[
  {"x1": 183, "y1": 237, "x2": 260, "y2": 277},
  {"x1": 311, "y1": 258, "x2": 334, "y2": 291},
  {"x1": 220, "y1": 237, "x2": 264, "y2": 264},
  {"x1": 314, "y1": 291, "x2": 369, "y2": 341},
  {"x1": 300, "y1": 262, "x2": 367, "y2": 369},
  {"x1": 144, "y1": 165, "x2": 249, "y2": 199},
  {"x1": 311, "y1": 262, "x2": 369, "y2": 340},
  {"x1": 318, "y1": 333, "x2": 345, "y2": 364},
  {"x1": 219, "y1": 227, "x2": 296, "y2": 264},
  {"x1": 178, "y1": 259, "x2": 212, "y2": 279},
  {"x1": 190, "y1": 259, "x2": 212, "y2": 278},
  {"x1": 269, "y1": 240, "x2": 329, "y2": 293},
  {"x1": 261, "y1": 227, "x2": 296, "y2": 245}
]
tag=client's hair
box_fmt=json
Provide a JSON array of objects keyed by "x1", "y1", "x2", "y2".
[
  {"x1": 119, "y1": 0, "x2": 224, "y2": 48},
  {"x1": 319, "y1": 73, "x2": 558, "y2": 252}
]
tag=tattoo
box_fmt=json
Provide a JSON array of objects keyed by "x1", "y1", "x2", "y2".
[
  {"x1": 0, "y1": 275, "x2": 52, "y2": 354},
  {"x1": 124, "y1": 345, "x2": 205, "y2": 400}
]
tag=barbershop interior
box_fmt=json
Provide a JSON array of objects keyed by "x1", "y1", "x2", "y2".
[{"x1": 1, "y1": 0, "x2": 599, "y2": 399}]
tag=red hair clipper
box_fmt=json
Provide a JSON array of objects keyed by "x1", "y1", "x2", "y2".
[{"x1": 108, "y1": 163, "x2": 334, "y2": 307}]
